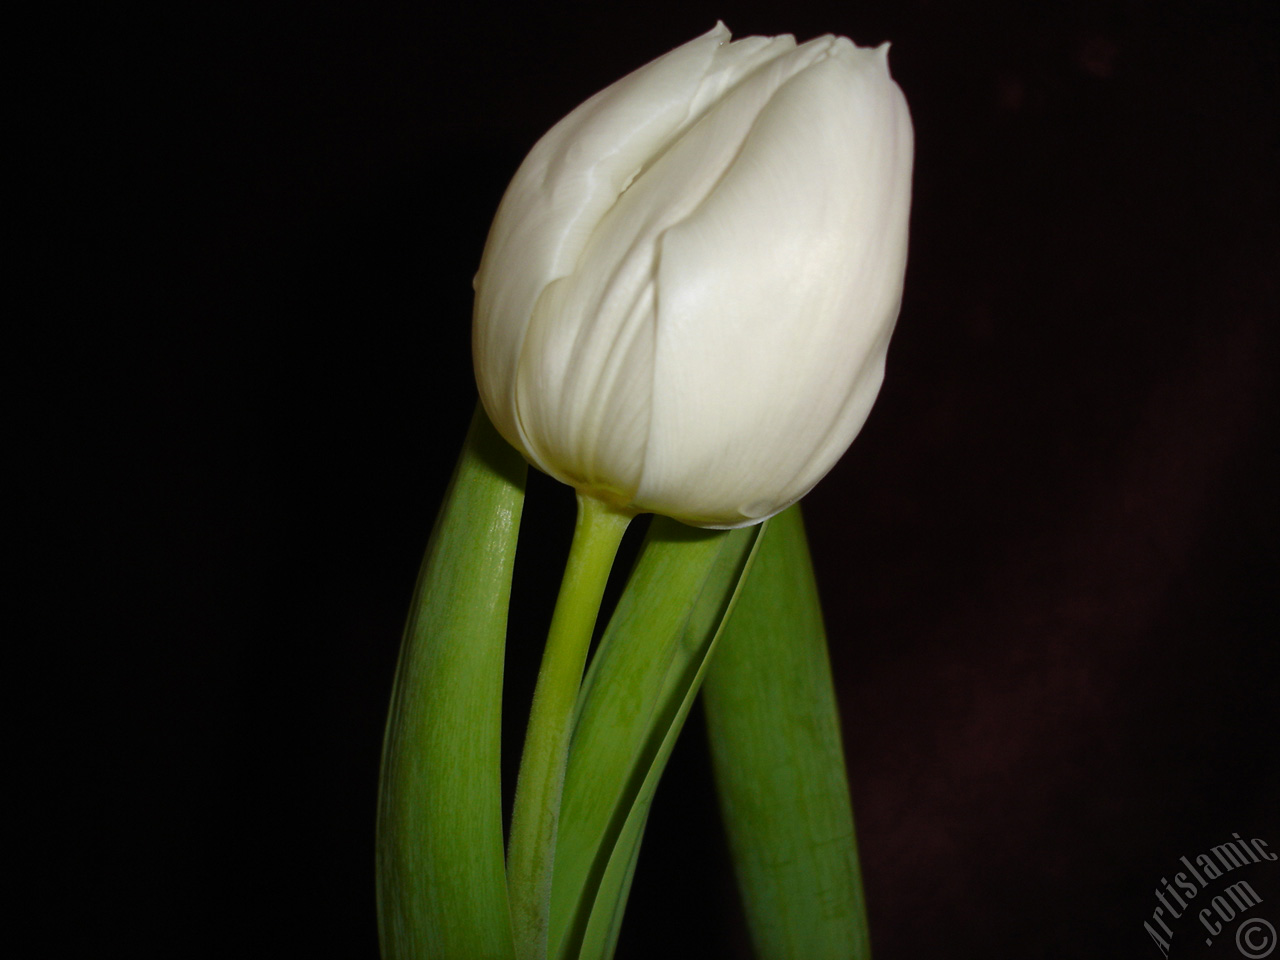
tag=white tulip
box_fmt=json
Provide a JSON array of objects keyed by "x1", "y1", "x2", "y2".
[{"x1": 472, "y1": 22, "x2": 913, "y2": 528}]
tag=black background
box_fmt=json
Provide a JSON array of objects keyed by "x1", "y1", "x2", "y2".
[{"x1": 33, "y1": 0, "x2": 1277, "y2": 957}]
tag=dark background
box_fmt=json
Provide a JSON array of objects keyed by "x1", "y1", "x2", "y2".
[{"x1": 35, "y1": 0, "x2": 1276, "y2": 957}]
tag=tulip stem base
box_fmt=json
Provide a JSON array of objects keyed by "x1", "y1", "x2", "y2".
[{"x1": 507, "y1": 493, "x2": 635, "y2": 960}]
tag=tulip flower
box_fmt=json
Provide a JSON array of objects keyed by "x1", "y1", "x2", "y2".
[
  {"x1": 380, "y1": 26, "x2": 911, "y2": 960},
  {"x1": 473, "y1": 22, "x2": 913, "y2": 528}
]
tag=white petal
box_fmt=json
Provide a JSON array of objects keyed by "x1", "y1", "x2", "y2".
[
  {"x1": 502, "y1": 29, "x2": 807, "y2": 492},
  {"x1": 473, "y1": 24, "x2": 730, "y2": 455},
  {"x1": 637, "y1": 41, "x2": 914, "y2": 526}
]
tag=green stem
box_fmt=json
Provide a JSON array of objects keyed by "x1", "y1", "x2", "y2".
[{"x1": 508, "y1": 493, "x2": 635, "y2": 960}]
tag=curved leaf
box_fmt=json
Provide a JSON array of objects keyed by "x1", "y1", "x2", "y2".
[
  {"x1": 703, "y1": 504, "x2": 870, "y2": 960},
  {"x1": 550, "y1": 517, "x2": 766, "y2": 960},
  {"x1": 376, "y1": 406, "x2": 525, "y2": 960}
]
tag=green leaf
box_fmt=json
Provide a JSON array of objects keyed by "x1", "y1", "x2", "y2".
[
  {"x1": 702, "y1": 504, "x2": 871, "y2": 960},
  {"x1": 549, "y1": 517, "x2": 766, "y2": 960},
  {"x1": 376, "y1": 406, "x2": 526, "y2": 960}
]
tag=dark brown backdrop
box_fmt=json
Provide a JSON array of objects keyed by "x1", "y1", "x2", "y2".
[{"x1": 37, "y1": 1, "x2": 1277, "y2": 957}]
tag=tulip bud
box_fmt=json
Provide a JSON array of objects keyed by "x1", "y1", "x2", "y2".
[{"x1": 473, "y1": 23, "x2": 913, "y2": 528}]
